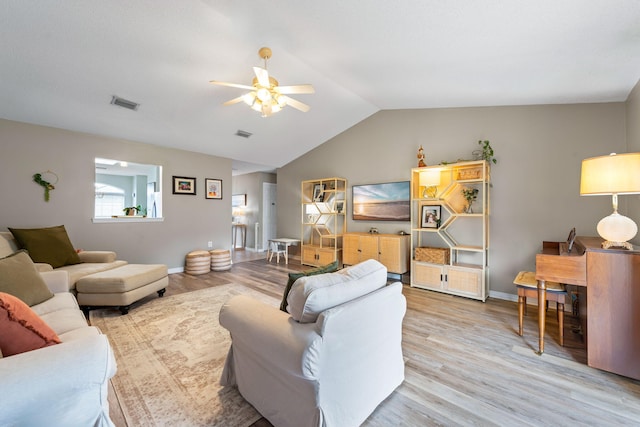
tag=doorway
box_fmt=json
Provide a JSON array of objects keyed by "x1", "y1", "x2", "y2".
[{"x1": 262, "y1": 182, "x2": 277, "y2": 251}]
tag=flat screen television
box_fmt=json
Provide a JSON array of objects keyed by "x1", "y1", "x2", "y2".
[{"x1": 352, "y1": 181, "x2": 410, "y2": 221}]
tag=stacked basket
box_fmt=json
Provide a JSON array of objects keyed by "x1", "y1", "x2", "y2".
[
  {"x1": 184, "y1": 250, "x2": 211, "y2": 275},
  {"x1": 210, "y1": 249, "x2": 232, "y2": 271}
]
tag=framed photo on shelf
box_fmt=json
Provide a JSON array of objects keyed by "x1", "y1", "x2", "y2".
[
  {"x1": 313, "y1": 184, "x2": 325, "y2": 202},
  {"x1": 421, "y1": 205, "x2": 441, "y2": 229},
  {"x1": 204, "y1": 178, "x2": 222, "y2": 199},
  {"x1": 172, "y1": 176, "x2": 196, "y2": 195}
]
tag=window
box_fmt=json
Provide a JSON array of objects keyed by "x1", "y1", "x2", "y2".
[
  {"x1": 93, "y1": 158, "x2": 163, "y2": 221},
  {"x1": 95, "y1": 183, "x2": 125, "y2": 217}
]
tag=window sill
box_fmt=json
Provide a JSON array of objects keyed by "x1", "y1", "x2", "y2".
[{"x1": 92, "y1": 217, "x2": 164, "y2": 224}]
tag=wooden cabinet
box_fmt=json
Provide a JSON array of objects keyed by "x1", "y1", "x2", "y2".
[
  {"x1": 410, "y1": 160, "x2": 490, "y2": 301},
  {"x1": 301, "y1": 177, "x2": 346, "y2": 267},
  {"x1": 343, "y1": 232, "x2": 410, "y2": 274}
]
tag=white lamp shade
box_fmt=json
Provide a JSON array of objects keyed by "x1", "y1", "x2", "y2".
[
  {"x1": 305, "y1": 204, "x2": 320, "y2": 214},
  {"x1": 419, "y1": 169, "x2": 441, "y2": 187},
  {"x1": 580, "y1": 153, "x2": 640, "y2": 195}
]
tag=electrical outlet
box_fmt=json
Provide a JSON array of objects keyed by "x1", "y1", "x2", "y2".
[{"x1": 207, "y1": 241, "x2": 213, "y2": 248}]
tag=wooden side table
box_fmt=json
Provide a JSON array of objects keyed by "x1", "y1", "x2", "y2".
[{"x1": 232, "y1": 223, "x2": 246, "y2": 250}]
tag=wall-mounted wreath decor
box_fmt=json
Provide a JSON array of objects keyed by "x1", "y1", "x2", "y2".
[{"x1": 33, "y1": 170, "x2": 58, "y2": 202}]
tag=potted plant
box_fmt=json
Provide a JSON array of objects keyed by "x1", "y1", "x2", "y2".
[
  {"x1": 123, "y1": 205, "x2": 141, "y2": 216},
  {"x1": 462, "y1": 188, "x2": 479, "y2": 213},
  {"x1": 476, "y1": 140, "x2": 497, "y2": 164}
]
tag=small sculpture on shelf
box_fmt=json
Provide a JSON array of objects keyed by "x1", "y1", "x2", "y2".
[
  {"x1": 462, "y1": 187, "x2": 479, "y2": 213},
  {"x1": 417, "y1": 145, "x2": 426, "y2": 167}
]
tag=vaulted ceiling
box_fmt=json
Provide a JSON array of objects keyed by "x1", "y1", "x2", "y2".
[{"x1": 2, "y1": 1, "x2": 639, "y2": 174}]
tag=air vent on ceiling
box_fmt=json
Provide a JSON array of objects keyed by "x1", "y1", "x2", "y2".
[
  {"x1": 110, "y1": 96, "x2": 139, "y2": 111},
  {"x1": 235, "y1": 130, "x2": 253, "y2": 138}
]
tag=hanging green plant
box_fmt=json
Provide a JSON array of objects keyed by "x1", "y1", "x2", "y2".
[
  {"x1": 33, "y1": 172, "x2": 57, "y2": 202},
  {"x1": 476, "y1": 140, "x2": 497, "y2": 164}
]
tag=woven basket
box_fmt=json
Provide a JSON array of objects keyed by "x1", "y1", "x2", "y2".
[
  {"x1": 415, "y1": 247, "x2": 450, "y2": 264},
  {"x1": 457, "y1": 168, "x2": 482, "y2": 180}
]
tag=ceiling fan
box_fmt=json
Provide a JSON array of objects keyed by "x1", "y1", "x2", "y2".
[{"x1": 210, "y1": 47, "x2": 315, "y2": 117}]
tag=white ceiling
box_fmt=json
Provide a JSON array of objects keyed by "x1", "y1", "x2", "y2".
[{"x1": 2, "y1": 1, "x2": 639, "y2": 175}]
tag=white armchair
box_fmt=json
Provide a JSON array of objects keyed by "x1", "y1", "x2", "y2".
[{"x1": 220, "y1": 260, "x2": 406, "y2": 427}]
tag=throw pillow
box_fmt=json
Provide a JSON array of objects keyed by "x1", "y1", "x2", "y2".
[
  {"x1": 9, "y1": 225, "x2": 81, "y2": 268},
  {"x1": 0, "y1": 292, "x2": 61, "y2": 357},
  {"x1": 279, "y1": 260, "x2": 339, "y2": 312},
  {"x1": 0, "y1": 250, "x2": 54, "y2": 306},
  {"x1": 287, "y1": 259, "x2": 388, "y2": 323}
]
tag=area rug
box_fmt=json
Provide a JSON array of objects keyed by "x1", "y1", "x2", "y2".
[{"x1": 90, "y1": 284, "x2": 279, "y2": 427}]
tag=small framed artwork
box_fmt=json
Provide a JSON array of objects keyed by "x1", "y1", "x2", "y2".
[
  {"x1": 173, "y1": 176, "x2": 196, "y2": 195},
  {"x1": 421, "y1": 205, "x2": 441, "y2": 229},
  {"x1": 232, "y1": 194, "x2": 246, "y2": 207},
  {"x1": 313, "y1": 184, "x2": 325, "y2": 202},
  {"x1": 205, "y1": 178, "x2": 223, "y2": 199}
]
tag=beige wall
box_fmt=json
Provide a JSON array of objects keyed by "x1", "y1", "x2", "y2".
[
  {"x1": 277, "y1": 103, "x2": 626, "y2": 298},
  {"x1": 0, "y1": 119, "x2": 233, "y2": 270},
  {"x1": 231, "y1": 172, "x2": 277, "y2": 249},
  {"x1": 626, "y1": 79, "x2": 640, "y2": 245}
]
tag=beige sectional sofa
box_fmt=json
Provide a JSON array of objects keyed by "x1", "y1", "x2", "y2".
[
  {"x1": 0, "y1": 231, "x2": 126, "y2": 291},
  {"x1": 1, "y1": 230, "x2": 168, "y2": 314},
  {"x1": 0, "y1": 268, "x2": 117, "y2": 426}
]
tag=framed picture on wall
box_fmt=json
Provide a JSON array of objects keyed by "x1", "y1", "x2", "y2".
[
  {"x1": 205, "y1": 178, "x2": 223, "y2": 199},
  {"x1": 421, "y1": 205, "x2": 441, "y2": 229},
  {"x1": 172, "y1": 176, "x2": 196, "y2": 195},
  {"x1": 232, "y1": 194, "x2": 246, "y2": 207}
]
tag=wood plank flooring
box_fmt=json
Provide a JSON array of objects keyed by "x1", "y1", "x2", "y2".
[{"x1": 108, "y1": 250, "x2": 640, "y2": 426}]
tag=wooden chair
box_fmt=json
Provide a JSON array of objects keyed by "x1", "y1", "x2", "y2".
[{"x1": 514, "y1": 271, "x2": 567, "y2": 346}]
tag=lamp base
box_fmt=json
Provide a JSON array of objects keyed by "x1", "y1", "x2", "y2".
[
  {"x1": 596, "y1": 212, "x2": 637, "y2": 249},
  {"x1": 601, "y1": 240, "x2": 634, "y2": 250}
]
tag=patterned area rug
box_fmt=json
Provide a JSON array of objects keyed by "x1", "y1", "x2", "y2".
[{"x1": 90, "y1": 284, "x2": 278, "y2": 427}]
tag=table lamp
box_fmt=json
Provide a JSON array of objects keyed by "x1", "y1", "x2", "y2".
[
  {"x1": 580, "y1": 152, "x2": 640, "y2": 249},
  {"x1": 420, "y1": 169, "x2": 441, "y2": 198},
  {"x1": 305, "y1": 204, "x2": 320, "y2": 223}
]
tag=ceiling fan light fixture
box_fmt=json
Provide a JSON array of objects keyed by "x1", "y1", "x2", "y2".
[
  {"x1": 256, "y1": 88, "x2": 272, "y2": 102},
  {"x1": 243, "y1": 92, "x2": 257, "y2": 106},
  {"x1": 211, "y1": 47, "x2": 313, "y2": 117}
]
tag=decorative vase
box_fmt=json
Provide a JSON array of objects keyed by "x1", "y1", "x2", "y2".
[{"x1": 465, "y1": 202, "x2": 474, "y2": 214}]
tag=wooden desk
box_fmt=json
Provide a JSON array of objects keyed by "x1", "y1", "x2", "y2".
[
  {"x1": 535, "y1": 236, "x2": 640, "y2": 380},
  {"x1": 232, "y1": 223, "x2": 246, "y2": 249}
]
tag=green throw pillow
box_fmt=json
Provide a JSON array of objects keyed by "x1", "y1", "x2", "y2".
[
  {"x1": 0, "y1": 250, "x2": 54, "y2": 306},
  {"x1": 9, "y1": 225, "x2": 81, "y2": 269},
  {"x1": 280, "y1": 260, "x2": 339, "y2": 312}
]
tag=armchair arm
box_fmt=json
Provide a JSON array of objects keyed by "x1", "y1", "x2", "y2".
[
  {"x1": 219, "y1": 295, "x2": 322, "y2": 378},
  {"x1": 77, "y1": 251, "x2": 117, "y2": 263},
  {"x1": 34, "y1": 263, "x2": 53, "y2": 272},
  {"x1": 40, "y1": 270, "x2": 70, "y2": 294},
  {"x1": 0, "y1": 334, "x2": 117, "y2": 426}
]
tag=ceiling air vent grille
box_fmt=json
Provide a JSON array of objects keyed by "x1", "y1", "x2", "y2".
[
  {"x1": 235, "y1": 130, "x2": 252, "y2": 138},
  {"x1": 111, "y1": 96, "x2": 139, "y2": 111}
]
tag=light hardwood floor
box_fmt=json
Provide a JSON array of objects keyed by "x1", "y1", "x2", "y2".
[{"x1": 108, "y1": 250, "x2": 640, "y2": 426}]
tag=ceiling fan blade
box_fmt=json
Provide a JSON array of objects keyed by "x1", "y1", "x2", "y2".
[
  {"x1": 222, "y1": 95, "x2": 246, "y2": 106},
  {"x1": 210, "y1": 80, "x2": 255, "y2": 91},
  {"x1": 281, "y1": 96, "x2": 310, "y2": 113},
  {"x1": 276, "y1": 84, "x2": 315, "y2": 95},
  {"x1": 253, "y1": 67, "x2": 270, "y2": 87}
]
